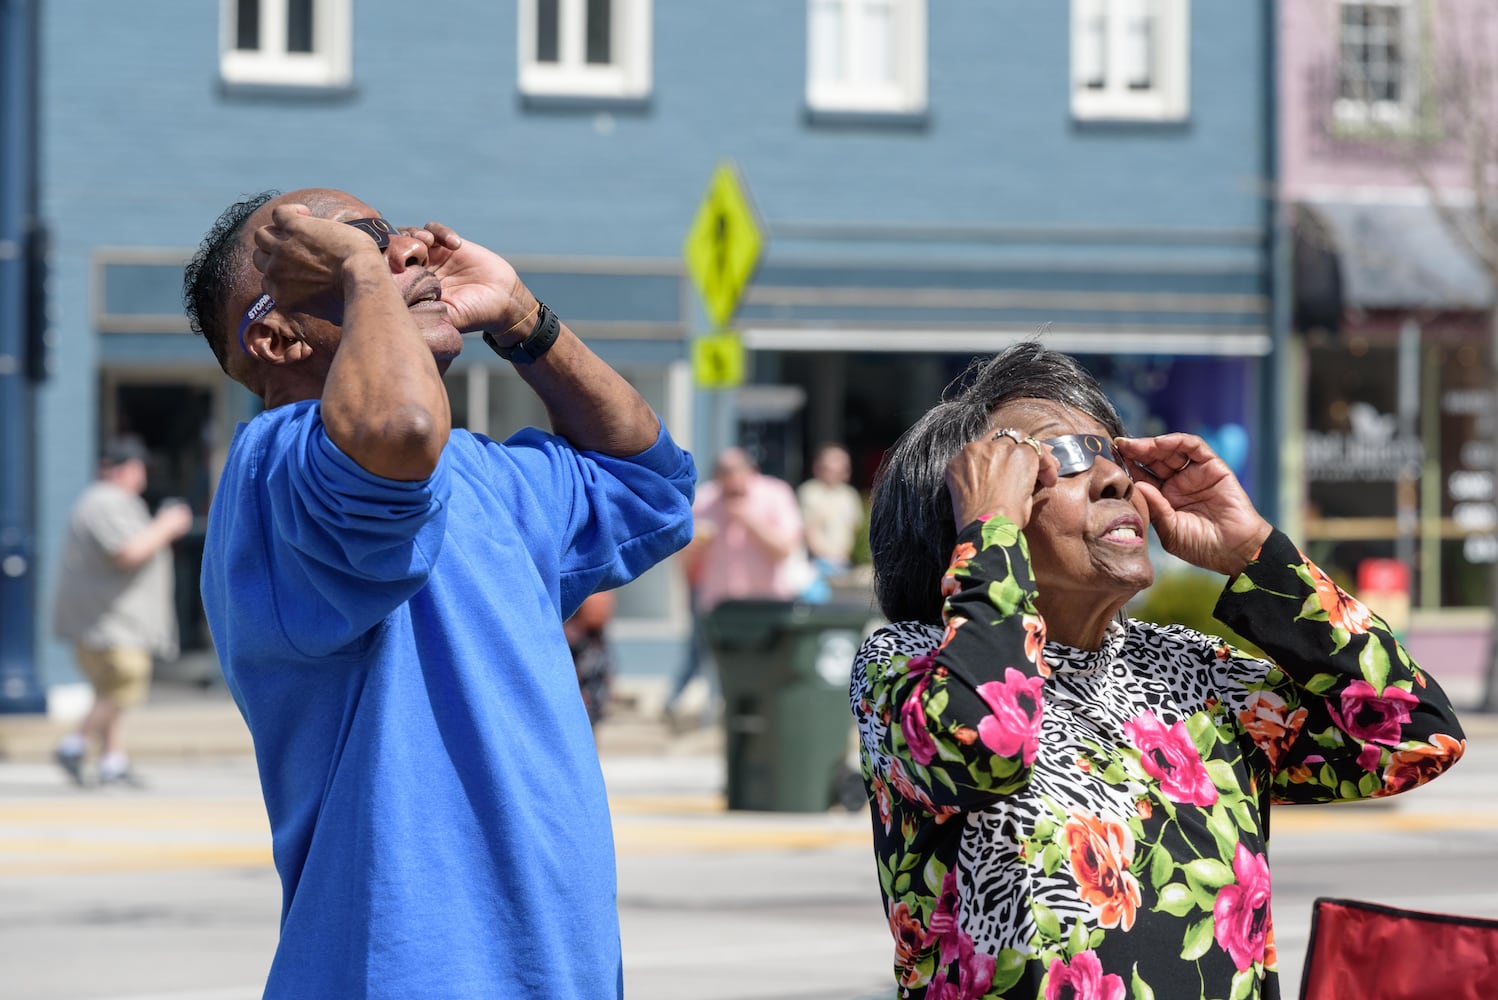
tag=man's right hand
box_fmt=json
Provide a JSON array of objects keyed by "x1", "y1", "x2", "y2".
[{"x1": 251, "y1": 204, "x2": 385, "y2": 324}]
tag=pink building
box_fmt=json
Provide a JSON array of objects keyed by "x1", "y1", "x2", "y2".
[{"x1": 1280, "y1": 0, "x2": 1498, "y2": 697}]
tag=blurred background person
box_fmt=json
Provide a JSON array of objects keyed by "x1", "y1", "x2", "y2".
[
  {"x1": 665, "y1": 447, "x2": 806, "y2": 727},
  {"x1": 565, "y1": 590, "x2": 616, "y2": 730},
  {"x1": 51, "y1": 439, "x2": 194, "y2": 787},
  {"x1": 797, "y1": 442, "x2": 865, "y2": 597}
]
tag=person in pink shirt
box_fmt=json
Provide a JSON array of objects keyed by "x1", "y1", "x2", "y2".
[{"x1": 664, "y1": 447, "x2": 805, "y2": 726}]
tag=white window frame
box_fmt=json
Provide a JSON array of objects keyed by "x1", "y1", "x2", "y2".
[
  {"x1": 1070, "y1": 0, "x2": 1190, "y2": 122},
  {"x1": 1333, "y1": 0, "x2": 1420, "y2": 128},
  {"x1": 219, "y1": 0, "x2": 352, "y2": 88},
  {"x1": 805, "y1": 0, "x2": 928, "y2": 115},
  {"x1": 518, "y1": 0, "x2": 653, "y2": 99}
]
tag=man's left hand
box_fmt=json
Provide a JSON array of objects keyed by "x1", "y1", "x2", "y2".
[
  {"x1": 1115, "y1": 432, "x2": 1272, "y2": 577},
  {"x1": 400, "y1": 222, "x2": 538, "y2": 337}
]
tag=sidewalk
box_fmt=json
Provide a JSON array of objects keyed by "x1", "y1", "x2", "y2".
[
  {"x1": 4, "y1": 669, "x2": 1492, "y2": 774},
  {"x1": 0, "y1": 674, "x2": 723, "y2": 767}
]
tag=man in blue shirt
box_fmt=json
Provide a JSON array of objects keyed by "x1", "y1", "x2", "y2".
[{"x1": 182, "y1": 189, "x2": 695, "y2": 998}]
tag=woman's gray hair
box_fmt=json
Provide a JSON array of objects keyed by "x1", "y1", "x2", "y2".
[{"x1": 869, "y1": 341, "x2": 1127, "y2": 625}]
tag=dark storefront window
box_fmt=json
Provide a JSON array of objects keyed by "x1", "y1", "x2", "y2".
[{"x1": 1303, "y1": 333, "x2": 1493, "y2": 609}]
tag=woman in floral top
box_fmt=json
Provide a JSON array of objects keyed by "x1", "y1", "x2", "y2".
[{"x1": 851, "y1": 342, "x2": 1466, "y2": 1000}]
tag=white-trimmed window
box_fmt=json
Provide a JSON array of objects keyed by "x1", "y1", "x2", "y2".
[
  {"x1": 1071, "y1": 0, "x2": 1189, "y2": 121},
  {"x1": 806, "y1": 0, "x2": 927, "y2": 114},
  {"x1": 518, "y1": 0, "x2": 652, "y2": 99},
  {"x1": 220, "y1": 0, "x2": 351, "y2": 88},
  {"x1": 1334, "y1": 0, "x2": 1420, "y2": 127}
]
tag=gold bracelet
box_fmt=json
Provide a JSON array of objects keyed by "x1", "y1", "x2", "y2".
[{"x1": 500, "y1": 303, "x2": 541, "y2": 338}]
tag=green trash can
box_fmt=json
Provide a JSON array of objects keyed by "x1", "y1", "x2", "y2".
[{"x1": 703, "y1": 599, "x2": 873, "y2": 812}]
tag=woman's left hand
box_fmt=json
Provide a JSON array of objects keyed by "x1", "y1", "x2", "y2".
[{"x1": 1115, "y1": 433, "x2": 1272, "y2": 577}]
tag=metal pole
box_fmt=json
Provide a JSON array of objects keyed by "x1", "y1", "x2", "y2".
[
  {"x1": 0, "y1": 0, "x2": 46, "y2": 713},
  {"x1": 1261, "y1": 0, "x2": 1288, "y2": 526},
  {"x1": 1394, "y1": 319, "x2": 1419, "y2": 576}
]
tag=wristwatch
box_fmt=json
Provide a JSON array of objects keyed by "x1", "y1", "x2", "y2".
[{"x1": 483, "y1": 302, "x2": 561, "y2": 364}]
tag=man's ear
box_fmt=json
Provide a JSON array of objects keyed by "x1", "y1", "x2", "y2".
[{"x1": 243, "y1": 311, "x2": 313, "y2": 365}]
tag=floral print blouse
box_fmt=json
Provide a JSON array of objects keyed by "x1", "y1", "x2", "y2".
[{"x1": 850, "y1": 515, "x2": 1466, "y2": 1000}]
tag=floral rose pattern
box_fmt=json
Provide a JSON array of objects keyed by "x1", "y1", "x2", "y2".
[
  {"x1": 1327, "y1": 680, "x2": 1420, "y2": 745},
  {"x1": 1237, "y1": 689, "x2": 1308, "y2": 769},
  {"x1": 1124, "y1": 712, "x2": 1218, "y2": 807},
  {"x1": 1062, "y1": 813, "x2": 1141, "y2": 930},
  {"x1": 975, "y1": 669, "x2": 1045, "y2": 765},
  {"x1": 852, "y1": 517, "x2": 1465, "y2": 998},
  {"x1": 1304, "y1": 558, "x2": 1374, "y2": 634},
  {"x1": 1378, "y1": 733, "x2": 1467, "y2": 797},
  {"x1": 1044, "y1": 951, "x2": 1123, "y2": 1000},
  {"x1": 1213, "y1": 844, "x2": 1273, "y2": 971}
]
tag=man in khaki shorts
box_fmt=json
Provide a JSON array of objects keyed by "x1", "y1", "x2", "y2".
[{"x1": 51, "y1": 439, "x2": 193, "y2": 786}]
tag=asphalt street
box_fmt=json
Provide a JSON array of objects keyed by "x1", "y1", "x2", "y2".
[{"x1": 2, "y1": 707, "x2": 1497, "y2": 999}]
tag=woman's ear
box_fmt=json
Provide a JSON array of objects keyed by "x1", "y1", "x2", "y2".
[{"x1": 243, "y1": 311, "x2": 312, "y2": 365}]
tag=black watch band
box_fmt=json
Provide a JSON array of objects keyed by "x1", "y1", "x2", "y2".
[{"x1": 483, "y1": 302, "x2": 561, "y2": 364}]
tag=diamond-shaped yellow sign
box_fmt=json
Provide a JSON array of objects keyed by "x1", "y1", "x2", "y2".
[
  {"x1": 683, "y1": 163, "x2": 763, "y2": 328},
  {"x1": 691, "y1": 330, "x2": 745, "y2": 389}
]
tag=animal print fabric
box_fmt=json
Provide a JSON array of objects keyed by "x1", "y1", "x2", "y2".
[{"x1": 851, "y1": 515, "x2": 1466, "y2": 1000}]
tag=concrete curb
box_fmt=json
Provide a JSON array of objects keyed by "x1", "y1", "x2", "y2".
[{"x1": 0, "y1": 683, "x2": 724, "y2": 764}]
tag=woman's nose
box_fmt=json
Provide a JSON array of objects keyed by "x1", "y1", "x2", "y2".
[
  {"x1": 1092, "y1": 455, "x2": 1133, "y2": 501},
  {"x1": 385, "y1": 231, "x2": 429, "y2": 272}
]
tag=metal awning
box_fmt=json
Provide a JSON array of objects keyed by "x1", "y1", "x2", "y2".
[{"x1": 1301, "y1": 199, "x2": 1493, "y2": 311}]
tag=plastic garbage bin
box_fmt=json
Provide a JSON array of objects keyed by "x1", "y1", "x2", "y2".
[{"x1": 703, "y1": 599, "x2": 873, "y2": 812}]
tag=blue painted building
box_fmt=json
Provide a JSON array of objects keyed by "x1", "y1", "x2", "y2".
[{"x1": 23, "y1": 0, "x2": 1275, "y2": 693}]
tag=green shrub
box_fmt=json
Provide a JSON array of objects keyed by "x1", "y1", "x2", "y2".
[{"x1": 1127, "y1": 568, "x2": 1265, "y2": 659}]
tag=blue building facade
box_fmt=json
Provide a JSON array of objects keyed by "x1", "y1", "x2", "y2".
[{"x1": 25, "y1": 0, "x2": 1275, "y2": 691}]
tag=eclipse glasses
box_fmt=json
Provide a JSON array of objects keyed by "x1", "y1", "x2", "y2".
[{"x1": 1043, "y1": 433, "x2": 1132, "y2": 479}]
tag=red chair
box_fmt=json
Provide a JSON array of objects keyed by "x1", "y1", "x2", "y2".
[{"x1": 1301, "y1": 897, "x2": 1498, "y2": 999}]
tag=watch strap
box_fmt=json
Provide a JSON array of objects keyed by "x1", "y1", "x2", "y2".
[{"x1": 484, "y1": 302, "x2": 561, "y2": 364}]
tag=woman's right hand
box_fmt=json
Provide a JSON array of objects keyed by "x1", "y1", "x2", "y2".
[{"x1": 945, "y1": 431, "x2": 1059, "y2": 529}]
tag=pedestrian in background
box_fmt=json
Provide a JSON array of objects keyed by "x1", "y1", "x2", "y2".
[
  {"x1": 52, "y1": 439, "x2": 193, "y2": 787},
  {"x1": 797, "y1": 441, "x2": 865, "y2": 587},
  {"x1": 566, "y1": 590, "x2": 617, "y2": 729},
  {"x1": 665, "y1": 447, "x2": 806, "y2": 727},
  {"x1": 183, "y1": 187, "x2": 693, "y2": 998}
]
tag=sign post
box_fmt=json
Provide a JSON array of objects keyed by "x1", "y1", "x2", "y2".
[{"x1": 0, "y1": 0, "x2": 46, "y2": 713}]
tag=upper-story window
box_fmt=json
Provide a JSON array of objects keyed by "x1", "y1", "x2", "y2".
[
  {"x1": 220, "y1": 0, "x2": 352, "y2": 88},
  {"x1": 1071, "y1": 0, "x2": 1189, "y2": 121},
  {"x1": 806, "y1": 0, "x2": 927, "y2": 114},
  {"x1": 519, "y1": 0, "x2": 653, "y2": 99},
  {"x1": 1335, "y1": 0, "x2": 1419, "y2": 126}
]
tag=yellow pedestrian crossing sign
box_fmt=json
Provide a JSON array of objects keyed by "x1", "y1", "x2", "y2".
[
  {"x1": 683, "y1": 163, "x2": 764, "y2": 328},
  {"x1": 692, "y1": 330, "x2": 745, "y2": 389}
]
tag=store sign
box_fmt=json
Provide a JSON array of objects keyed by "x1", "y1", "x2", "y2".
[{"x1": 1304, "y1": 402, "x2": 1422, "y2": 481}]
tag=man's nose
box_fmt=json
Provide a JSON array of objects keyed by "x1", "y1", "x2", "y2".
[{"x1": 385, "y1": 231, "x2": 428, "y2": 272}]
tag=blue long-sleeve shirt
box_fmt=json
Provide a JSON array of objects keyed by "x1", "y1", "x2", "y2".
[{"x1": 201, "y1": 400, "x2": 695, "y2": 999}]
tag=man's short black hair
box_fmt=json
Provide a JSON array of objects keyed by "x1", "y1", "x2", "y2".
[{"x1": 183, "y1": 190, "x2": 279, "y2": 372}]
